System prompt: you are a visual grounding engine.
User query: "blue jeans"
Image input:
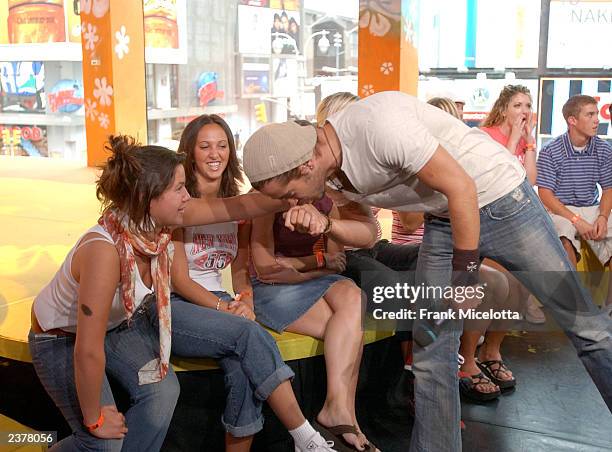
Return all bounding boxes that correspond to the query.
[170,292,294,437]
[29,297,180,452]
[413,179,612,452]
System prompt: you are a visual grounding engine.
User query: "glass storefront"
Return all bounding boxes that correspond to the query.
[0,1,86,160]
[0,0,360,162]
[0,0,609,162]
[144,0,359,160]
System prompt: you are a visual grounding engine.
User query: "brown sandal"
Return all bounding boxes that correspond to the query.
[459,371,501,402]
[313,421,376,451]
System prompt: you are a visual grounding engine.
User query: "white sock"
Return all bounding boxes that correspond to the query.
[289,420,318,447]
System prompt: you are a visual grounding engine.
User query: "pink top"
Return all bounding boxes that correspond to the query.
[480,126,527,167]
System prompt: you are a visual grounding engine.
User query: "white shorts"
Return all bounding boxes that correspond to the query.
[550,205,612,265]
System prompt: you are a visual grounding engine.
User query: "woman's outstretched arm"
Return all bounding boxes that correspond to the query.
[183,192,289,227]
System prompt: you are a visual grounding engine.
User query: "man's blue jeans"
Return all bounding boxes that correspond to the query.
[412,179,612,452]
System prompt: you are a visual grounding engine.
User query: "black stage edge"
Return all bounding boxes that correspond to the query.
[0,336,411,451]
[3,325,612,451]
[164,336,408,451]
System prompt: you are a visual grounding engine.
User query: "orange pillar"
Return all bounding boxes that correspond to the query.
[80,0,147,166]
[358,1,419,97]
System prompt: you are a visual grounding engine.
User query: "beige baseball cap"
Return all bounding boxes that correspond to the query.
[243,122,316,183]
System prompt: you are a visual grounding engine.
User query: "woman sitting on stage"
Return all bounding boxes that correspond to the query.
[250,130,376,451]
[30,134,334,452]
[171,115,336,452]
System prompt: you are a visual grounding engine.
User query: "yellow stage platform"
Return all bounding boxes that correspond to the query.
[0,157,393,369]
[0,414,47,452]
[0,157,100,363]
[6,156,603,370]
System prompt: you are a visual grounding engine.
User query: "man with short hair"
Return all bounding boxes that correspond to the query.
[242,91,612,452]
[537,94,612,305]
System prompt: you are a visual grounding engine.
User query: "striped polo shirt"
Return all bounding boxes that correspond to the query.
[536,133,612,207]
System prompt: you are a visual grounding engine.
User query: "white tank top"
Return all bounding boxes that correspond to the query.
[33,224,153,333]
[182,222,238,293]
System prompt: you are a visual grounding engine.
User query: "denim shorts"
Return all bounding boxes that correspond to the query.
[251,274,346,332]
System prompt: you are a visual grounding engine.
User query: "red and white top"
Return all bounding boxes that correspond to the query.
[182,222,239,292]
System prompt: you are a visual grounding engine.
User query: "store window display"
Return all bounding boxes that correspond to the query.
[148,1,358,150]
[7,0,66,43]
[0,1,86,160]
[145,0,236,148]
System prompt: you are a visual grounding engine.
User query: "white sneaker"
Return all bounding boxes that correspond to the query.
[525,295,546,324]
[295,432,337,451]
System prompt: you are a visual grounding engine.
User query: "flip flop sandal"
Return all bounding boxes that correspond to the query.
[313,421,374,451]
[356,431,380,452]
[477,359,517,390]
[459,371,501,402]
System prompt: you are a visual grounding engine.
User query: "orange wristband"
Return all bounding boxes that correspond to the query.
[525,143,536,152]
[315,251,325,268]
[84,412,104,431]
[570,214,581,225]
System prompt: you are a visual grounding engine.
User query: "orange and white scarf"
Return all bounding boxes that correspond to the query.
[99,210,173,385]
